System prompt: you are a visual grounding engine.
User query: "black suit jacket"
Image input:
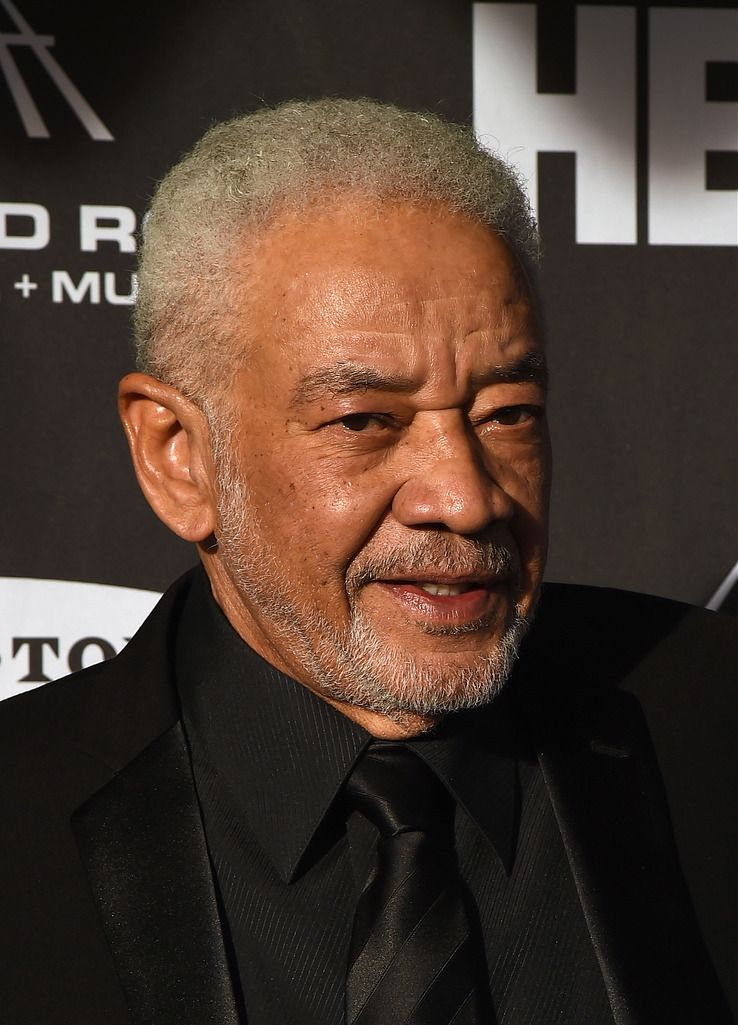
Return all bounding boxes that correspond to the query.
[0,572,734,1025]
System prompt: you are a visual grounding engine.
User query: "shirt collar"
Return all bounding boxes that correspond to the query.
[402,698,520,874]
[175,568,520,882]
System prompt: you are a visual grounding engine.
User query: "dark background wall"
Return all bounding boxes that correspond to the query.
[2,0,735,614]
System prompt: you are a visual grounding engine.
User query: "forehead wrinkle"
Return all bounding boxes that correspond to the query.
[288,347,547,412]
[288,361,420,410]
[278,245,530,336]
[364,288,527,331]
[322,329,417,339]
[283,269,406,332]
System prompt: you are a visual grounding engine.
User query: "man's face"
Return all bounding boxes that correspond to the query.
[210,199,550,725]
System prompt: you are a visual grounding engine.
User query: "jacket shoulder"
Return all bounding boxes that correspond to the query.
[0,573,196,1025]
[535,581,736,691]
[0,660,108,746]
[538,579,735,637]
[0,570,195,775]
[535,582,736,1012]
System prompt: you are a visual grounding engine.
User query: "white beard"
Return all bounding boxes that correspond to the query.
[212,433,530,720]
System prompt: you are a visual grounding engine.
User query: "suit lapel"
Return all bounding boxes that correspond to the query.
[72,722,240,1025]
[537,687,730,1025]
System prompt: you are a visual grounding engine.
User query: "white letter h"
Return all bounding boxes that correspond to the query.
[473,3,636,244]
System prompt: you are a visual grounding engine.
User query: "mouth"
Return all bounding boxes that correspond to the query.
[408,580,482,597]
[373,574,509,625]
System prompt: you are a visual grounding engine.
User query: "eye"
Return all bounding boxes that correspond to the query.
[338,413,387,432]
[488,405,542,426]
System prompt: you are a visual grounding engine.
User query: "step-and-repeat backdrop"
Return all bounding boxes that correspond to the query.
[2,0,737,701]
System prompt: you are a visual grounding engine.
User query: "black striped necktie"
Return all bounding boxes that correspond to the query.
[344,743,492,1025]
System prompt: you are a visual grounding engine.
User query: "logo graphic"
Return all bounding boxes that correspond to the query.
[0,578,161,702]
[0,0,113,140]
[473,3,738,245]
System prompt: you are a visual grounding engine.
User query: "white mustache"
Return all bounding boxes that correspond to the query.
[347,534,519,591]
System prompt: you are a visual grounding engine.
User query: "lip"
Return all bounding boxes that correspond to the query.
[372,576,508,624]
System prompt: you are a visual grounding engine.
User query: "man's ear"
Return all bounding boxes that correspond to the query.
[118,373,218,543]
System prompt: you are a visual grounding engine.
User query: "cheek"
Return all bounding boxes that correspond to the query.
[260,459,394,575]
[491,442,551,515]
[491,448,551,571]
[518,459,551,526]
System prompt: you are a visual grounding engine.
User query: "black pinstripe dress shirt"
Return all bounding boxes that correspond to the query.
[176,569,612,1025]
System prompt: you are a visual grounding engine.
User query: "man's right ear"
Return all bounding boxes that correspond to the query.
[118,373,218,543]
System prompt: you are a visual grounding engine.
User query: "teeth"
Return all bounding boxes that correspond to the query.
[417,582,471,596]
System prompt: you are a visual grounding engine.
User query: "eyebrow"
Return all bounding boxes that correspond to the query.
[289,363,415,409]
[477,350,549,390]
[288,350,548,410]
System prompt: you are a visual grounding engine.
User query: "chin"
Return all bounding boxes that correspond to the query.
[318,608,532,718]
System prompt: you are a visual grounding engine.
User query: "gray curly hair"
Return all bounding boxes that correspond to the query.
[134,98,538,409]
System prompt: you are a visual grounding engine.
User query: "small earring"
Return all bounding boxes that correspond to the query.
[202,532,219,553]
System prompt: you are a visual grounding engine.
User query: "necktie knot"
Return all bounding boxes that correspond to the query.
[345,743,455,840]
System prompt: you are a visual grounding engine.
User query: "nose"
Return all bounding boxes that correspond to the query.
[392,412,515,535]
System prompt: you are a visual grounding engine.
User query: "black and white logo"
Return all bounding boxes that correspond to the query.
[0,579,160,702]
[0,0,112,140]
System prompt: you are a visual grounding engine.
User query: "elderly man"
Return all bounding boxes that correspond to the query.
[0,100,733,1025]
